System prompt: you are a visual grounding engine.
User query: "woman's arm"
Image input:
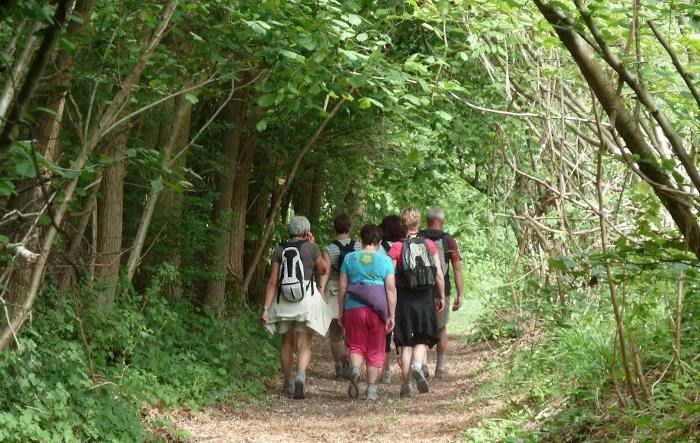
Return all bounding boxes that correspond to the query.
[433,251,446,312]
[385,273,396,333]
[261,262,280,325]
[337,271,348,327]
[315,254,329,277]
[318,249,331,294]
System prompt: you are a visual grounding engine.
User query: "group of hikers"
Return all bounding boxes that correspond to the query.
[260,207,464,401]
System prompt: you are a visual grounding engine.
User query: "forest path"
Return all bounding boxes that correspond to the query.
[169,333,503,442]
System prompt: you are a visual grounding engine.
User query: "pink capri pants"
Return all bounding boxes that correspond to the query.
[344,307,386,368]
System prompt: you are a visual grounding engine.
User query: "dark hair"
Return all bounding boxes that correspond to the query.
[333,214,352,234]
[360,224,383,246]
[380,215,405,242]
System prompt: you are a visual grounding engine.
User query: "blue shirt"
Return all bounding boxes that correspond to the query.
[341,251,394,310]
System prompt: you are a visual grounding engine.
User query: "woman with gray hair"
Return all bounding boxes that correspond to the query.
[261,215,332,399]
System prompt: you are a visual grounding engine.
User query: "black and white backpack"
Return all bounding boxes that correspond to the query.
[400,237,436,288]
[278,240,313,303]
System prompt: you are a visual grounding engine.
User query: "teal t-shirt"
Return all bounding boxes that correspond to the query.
[340,251,394,310]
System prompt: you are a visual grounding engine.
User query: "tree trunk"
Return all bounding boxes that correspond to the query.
[58,178,101,293]
[241,97,347,296]
[95,133,127,307]
[534,0,700,259]
[0,0,77,158]
[202,87,249,314]
[0,0,179,351]
[228,132,257,285]
[126,86,193,284]
[308,167,325,229]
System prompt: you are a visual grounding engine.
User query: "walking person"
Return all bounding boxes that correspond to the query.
[378,214,405,384]
[261,215,332,400]
[337,224,397,401]
[420,207,465,377]
[319,214,361,378]
[387,208,445,397]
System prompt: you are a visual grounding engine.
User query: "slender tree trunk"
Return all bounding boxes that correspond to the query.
[228,133,257,284]
[308,167,325,229]
[95,133,127,307]
[0,0,179,350]
[58,179,101,292]
[534,0,700,259]
[241,97,347,296]
[0,21,42,124]
[203,87,249,314]
[126,87,193,283]
[0,0,77,158]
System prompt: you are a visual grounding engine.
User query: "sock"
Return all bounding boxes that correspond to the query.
[411,362,422,372]
[296,370,305,381]
[367,383,376,391]
[436,353,446,370]
[351,367,360,377]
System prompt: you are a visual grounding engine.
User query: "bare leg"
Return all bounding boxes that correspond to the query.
[411,344,427,368]
[367,365,380,384]
[437,326,448,355]
[296,331,313,372]
[399,346,413,382]
[331,339,345,364]
[281,331,295,377]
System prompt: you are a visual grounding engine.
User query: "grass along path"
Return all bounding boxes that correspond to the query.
[162,306,504,442]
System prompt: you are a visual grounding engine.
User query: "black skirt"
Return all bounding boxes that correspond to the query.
[393,286,439,348]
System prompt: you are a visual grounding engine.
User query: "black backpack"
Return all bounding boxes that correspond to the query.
[332,239,356,271]
[400,237,436,288]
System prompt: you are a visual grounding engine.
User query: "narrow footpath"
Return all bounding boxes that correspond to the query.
[166,333,503,442]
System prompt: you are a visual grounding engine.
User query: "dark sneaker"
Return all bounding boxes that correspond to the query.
[412,366,429,393]
[435,367,446,378]
[293,377,305,400]
[399,384,414,398]
[422,364,430,379]
[366,386,379,401]
[283,378,295,398]
[348,372,360,399]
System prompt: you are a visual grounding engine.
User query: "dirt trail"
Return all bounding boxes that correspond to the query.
[167,335,502,442]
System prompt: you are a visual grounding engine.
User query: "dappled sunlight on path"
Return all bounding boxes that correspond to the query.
[169,334,503,442]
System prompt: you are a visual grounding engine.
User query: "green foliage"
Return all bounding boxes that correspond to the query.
[0,270,279,442]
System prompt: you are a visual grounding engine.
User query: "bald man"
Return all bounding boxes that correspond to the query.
[419,207,464,377]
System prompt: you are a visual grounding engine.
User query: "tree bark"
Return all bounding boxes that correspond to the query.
[95,133,127,307]
[0,21,42,125]
[202,86,249,314]
[126,86,193,283]
[534,0,700,259]
[241,97,347,296]
[0,0,77,158]
[0,0,179,351]
[228,131,257,284]
[308,167,325,229]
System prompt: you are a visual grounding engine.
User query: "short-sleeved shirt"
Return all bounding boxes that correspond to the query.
[324,238,362,280]
[272,240,321,279]
[387,238,438,288]
[341,250,394,310]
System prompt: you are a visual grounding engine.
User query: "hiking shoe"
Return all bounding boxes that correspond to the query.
[348,372,360,399]
[293,377,305,400]
[380,370,392,384]
[283,378,295,398]
[422,364,430,379]
[412,366,429,393]
[366,386,379,401]
[399,384,414,398]
[435,367,446,378]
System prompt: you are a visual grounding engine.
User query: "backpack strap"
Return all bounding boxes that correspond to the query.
[381,240,391,252]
